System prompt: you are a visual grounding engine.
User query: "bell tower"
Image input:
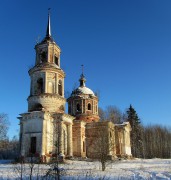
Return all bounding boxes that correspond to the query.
[19,12,74,160]
[28,11,65,113]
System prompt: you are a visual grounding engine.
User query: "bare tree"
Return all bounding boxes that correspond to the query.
[94,90,100,101]
[99,106,123,124]
[45,118,66,180]
[0,113,9,159]
[0,113,9,141]
[13,156,25,180]
[98,107,105,121]
[64,90,71,99]
[105,106,123,124]
[86,122,115,171]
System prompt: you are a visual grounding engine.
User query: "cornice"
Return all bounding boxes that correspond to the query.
[27,93,66,101]
[28,63,65,77]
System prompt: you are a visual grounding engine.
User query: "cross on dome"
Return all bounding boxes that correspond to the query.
[79,65,86,87]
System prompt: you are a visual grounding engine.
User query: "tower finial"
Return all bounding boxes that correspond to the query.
[46,8,51,37]
[79,65,86,87]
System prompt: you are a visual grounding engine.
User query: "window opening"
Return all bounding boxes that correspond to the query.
[58,80,62,96]
[41,51,47,63]
[33,103,43,111]
[83,141,85,152]
[30,137,36,154]
[37,78,43,94]
[55,56,59,66]
[77,103,81,111]
[88,103,91,110]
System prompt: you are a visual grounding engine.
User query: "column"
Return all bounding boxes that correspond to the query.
[56,74,58,94]
[59,121,64,154]
[84,100,86,113]
[41,118,45,155]
[122,129,126,155]
[62,78,64,97]
[67,124,73,156]
[81,99,83,113]
[45,72,47,93]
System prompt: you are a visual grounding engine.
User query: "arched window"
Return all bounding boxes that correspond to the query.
[77,103,81,112]
[37,78,43,94]
[88,103,91,110]
[33,103,43,111]
[48,82,54,93]
[58,80,62,96]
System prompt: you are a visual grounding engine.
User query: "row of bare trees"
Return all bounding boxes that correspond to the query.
[142,125,171,158]
[99,105,171,159]
[0,113,20,159]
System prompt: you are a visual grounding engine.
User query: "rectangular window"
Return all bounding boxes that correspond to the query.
[55,56,59,66]
[30,137,36,154]
[83,141,85,152]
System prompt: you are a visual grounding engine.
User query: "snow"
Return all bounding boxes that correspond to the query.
[0,158,171,179]
[72,86,95,96]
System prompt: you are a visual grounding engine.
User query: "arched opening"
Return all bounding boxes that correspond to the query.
[88,103,91,110]
[48,82,54,93]
[58,80,62,96]
[37,78,43,94]
[32,103,43,111]
[77,103,81,112]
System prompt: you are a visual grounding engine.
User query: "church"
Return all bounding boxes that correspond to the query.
[18,13,132,162]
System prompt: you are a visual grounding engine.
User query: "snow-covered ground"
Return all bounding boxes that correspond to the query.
[0,158,171,179]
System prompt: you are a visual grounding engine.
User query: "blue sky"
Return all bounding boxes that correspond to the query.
[0,0,171,138]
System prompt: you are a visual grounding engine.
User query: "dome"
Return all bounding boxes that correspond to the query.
[74,86,95,96]
[71,72,95,97]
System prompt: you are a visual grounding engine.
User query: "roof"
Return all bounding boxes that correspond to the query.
[71,85,95,97]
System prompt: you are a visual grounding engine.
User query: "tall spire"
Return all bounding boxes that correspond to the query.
[79,65,86,87]
[46,8,51,37]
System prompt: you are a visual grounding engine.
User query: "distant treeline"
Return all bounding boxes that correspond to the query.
[99,105,171,159]
[142,125,171,159]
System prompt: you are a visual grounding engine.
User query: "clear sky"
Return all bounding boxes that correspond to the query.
[0,0,171,138]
